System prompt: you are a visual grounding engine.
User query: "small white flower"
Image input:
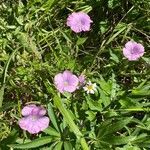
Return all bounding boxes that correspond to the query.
[83,81,97,94]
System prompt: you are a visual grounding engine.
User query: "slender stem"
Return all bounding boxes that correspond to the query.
[0,47,19,107]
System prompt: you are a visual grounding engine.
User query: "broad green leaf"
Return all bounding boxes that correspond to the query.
[44,127,60,137]
[47,102,59,131]
[131,86,150,96]
[102,135,136,145]
[76,37,87,45]
[53,95,89,150]
[99,89,110,107]
[98,118,132,137]
[110,73,117,100]
[85,111,97,121]
[64,141,73,150]
[131,133,149,144]
[54,96,82,137]
[110,49,119,63]
[105,117,132,135]
[98,76,111,94]
[131,82,150,96]
[8,136,52,149]
[53,141,63,150]
[86,96,102,111]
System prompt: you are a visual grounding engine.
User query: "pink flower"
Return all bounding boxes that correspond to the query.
[78,74,85,85]
[123,41,144,61]
[54,70,79,93]
[67,12,93,33]
[19,105,49,134]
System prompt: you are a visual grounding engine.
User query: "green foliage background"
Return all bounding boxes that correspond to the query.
[0,0,150,149]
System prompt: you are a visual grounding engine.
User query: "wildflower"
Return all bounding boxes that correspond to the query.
[83,81,97,94]
[67,12,93,33]
[54,70,79,93]
[123,41,144,61]
[19,104,49,134]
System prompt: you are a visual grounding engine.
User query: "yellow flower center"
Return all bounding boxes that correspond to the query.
[87,85,93,90]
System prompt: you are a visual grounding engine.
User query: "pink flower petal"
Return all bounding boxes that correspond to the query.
[54,73,64,93]
[19,105,49,134]
[21,104,37,116]
[19,117,29,131]
[67,12,92,33]
[37,117,50,131]
[64,85,77,93]
[54,70,79,93]
[39,107,46,116]
[19,115,49,134]
[123,41,145,61]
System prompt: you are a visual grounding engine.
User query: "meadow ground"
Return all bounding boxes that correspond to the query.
[0,0,150,149]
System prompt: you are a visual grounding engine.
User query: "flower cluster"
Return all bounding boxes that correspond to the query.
[66,12,145,61]
[18,11,145,134]
[54,70,97,94]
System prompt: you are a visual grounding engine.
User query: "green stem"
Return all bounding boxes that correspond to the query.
[120,108,150,112]
[0,86,5,108]
[0,47,19,107]
[53,95,89,150]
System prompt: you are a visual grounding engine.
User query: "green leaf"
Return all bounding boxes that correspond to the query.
[0,86,5,108]
[44,127,60,137]
[105,117,132,135]
[98,118,132,137]
[16,32,41,59]
[0,46,19,107]
[99,89,110,107]
[76,37,87,45]
[53,95,89,150]
[53,142,63,150]
[47,102,59,131]
[110,49,119,63]
[64,141,73,150]
[102,135,136,145]
[43,0,55,9]
[98,76,111,94]
[86,96,102,111]
[54,96,82,137]
[105,26,126,45]
[131,84,150,96]
[110,73,117,100]
[8,136,52,149]
[116,145,141,150]
[85,111,97,121]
